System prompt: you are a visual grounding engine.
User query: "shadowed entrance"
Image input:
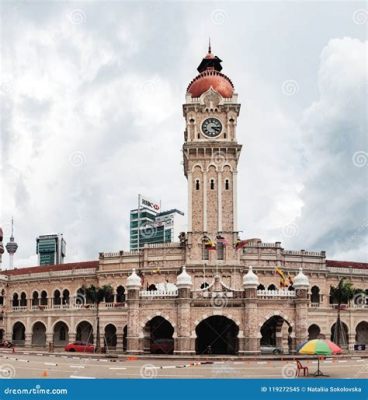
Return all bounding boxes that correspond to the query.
[195,316,239,355]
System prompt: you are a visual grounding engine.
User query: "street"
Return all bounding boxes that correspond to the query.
[0,352,367,379]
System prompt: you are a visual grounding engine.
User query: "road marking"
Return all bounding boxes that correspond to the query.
[70,365,85,369]
[324,361,332,364]
[338,360,347,363]
[99,360,108,362]
[37,353,43,356]
[109,367,127,370]
[257,361,267,364]
[18,359,29,363]
[70,375,96,379]
[161,366,176,369]
[357,359,365,362]
[44,362,57,366]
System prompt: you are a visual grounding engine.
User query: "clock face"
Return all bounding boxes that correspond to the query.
[201,118,222,138]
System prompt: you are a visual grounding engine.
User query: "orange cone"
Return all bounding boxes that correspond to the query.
[41,370,48,377]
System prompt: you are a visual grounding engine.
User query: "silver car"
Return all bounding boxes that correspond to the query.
[260,345,283,355]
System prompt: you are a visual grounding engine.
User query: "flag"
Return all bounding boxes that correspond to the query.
[216,235,228,246]
[203,236,216,250]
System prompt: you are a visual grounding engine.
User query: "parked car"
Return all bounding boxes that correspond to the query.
[150,339,174,354]
[260,345,283,355]
[0,340,13,348]
[64,341,95,353]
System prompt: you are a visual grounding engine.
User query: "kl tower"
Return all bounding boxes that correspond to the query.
[5,218,18,270]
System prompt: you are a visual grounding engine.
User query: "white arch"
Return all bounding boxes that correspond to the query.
[51,319,71,332]
[140,313,176,329]
[191,163,204,173]
[258,311,294,329]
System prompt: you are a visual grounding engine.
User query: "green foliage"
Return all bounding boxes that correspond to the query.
[83,284,114,305]
[330,278,355,305]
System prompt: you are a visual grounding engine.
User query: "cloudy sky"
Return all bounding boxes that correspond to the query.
[0,1,367,267]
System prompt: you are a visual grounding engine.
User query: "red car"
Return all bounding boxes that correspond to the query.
[150,339,174,354]
[64,341,95,353]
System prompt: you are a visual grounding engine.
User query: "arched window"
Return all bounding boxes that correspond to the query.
[62,289,70,305]
[311,286,320,304]
[224,132,227,139]
[116,286,126,303]
[202,244,209,260]
[148,284,157,291]
[195,179,200,190]
[210,179,215,190]
[54,290,61,306]
[20,292,27,307]
[288,286,295,291]
[200,282,209,290]
[225,179,230,190]
[40,290,47,306]
[12,293,19,307]
[32,291,39,306]
[267,284,276,291]
[257,284,265,291]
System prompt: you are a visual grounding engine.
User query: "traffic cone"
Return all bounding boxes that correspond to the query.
[41,370,48,377]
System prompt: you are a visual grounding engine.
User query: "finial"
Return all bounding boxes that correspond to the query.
[208,37,212,54]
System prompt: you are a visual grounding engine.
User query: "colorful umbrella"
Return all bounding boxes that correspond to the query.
[298,339,342,376]
[296,339,308,353]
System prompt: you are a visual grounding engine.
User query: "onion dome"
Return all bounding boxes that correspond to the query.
[187,44,234,99]
[243,266,259,289]
[176,266,192,288]
[293,268,309,289]
[126,268,141,289]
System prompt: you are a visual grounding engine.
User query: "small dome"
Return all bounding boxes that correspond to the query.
[126,268,141,288]
[176,266,192,287]
[294,268,309,288]
[243,266,259,288]
[187,70,234,98]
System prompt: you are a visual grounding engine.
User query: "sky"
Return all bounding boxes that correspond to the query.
[0,1,367,267]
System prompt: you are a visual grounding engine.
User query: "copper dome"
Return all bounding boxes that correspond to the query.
[187,70,234,98]
[186,46,234,98]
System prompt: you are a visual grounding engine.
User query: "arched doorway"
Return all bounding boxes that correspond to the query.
[32,322,46,346]
[116,286,125,303]
[40,291,48,306]
[20,292,27,307]
[143,316,174,354]
[53,321,69,346]
[12,322,25,345]
[356,321,368,345]
[308,324,321,340]
[12,293,19,307]
[331,321,349,347]
[76,321,94,343]
[260,315,292,353]
[310,286,320,304]
[54,290,61,306]
[104,324,117,348]
[62,289,70,305]
[195,316,239,355]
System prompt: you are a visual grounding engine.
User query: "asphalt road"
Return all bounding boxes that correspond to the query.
[0,352,367,379]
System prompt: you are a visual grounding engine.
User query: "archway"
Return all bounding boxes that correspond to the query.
[308,324,321,340]
[356,321,368,345]
[260,315,292,353]
[195,316,239,355]
[116,286,125,303]
[257,284,265,290]
[200,282,209,290]
[267,284,276,291]
[311,286,320,304]
[32,321,46,346]
[12,293,19,307]
[12,322,25,345]
[53,321,69,346]
[143,316,174,354]
[54,290,61,306]
[32,291,39,306]
[104,324,117,348]
[20,292,27,307]
[40,291,47,306]
[76,321,94,344]
[331,321,349,347]
[0,329,4,341]
[62,289,70,305]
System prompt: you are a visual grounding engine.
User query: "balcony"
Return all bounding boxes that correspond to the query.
[257,289,295,298]
[139,290,178,299]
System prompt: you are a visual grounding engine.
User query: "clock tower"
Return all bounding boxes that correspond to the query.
[183,45,242,264]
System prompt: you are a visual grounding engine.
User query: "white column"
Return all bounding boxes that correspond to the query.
[187,172,192,232]
[203,172,207,232]
[233,171,238,232]
[217,171,222,232]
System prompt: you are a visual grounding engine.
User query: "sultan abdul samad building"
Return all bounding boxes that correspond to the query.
[0,47,367,355]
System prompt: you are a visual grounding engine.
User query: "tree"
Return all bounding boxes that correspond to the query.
[330,279,355,346]
[83,284,113,353]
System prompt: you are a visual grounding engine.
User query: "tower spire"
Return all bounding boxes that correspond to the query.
[208,37,212,54]
[6,217,18,269]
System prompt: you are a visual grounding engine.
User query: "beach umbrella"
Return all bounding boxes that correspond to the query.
[296,339,308,353]
[298,339,342,376]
